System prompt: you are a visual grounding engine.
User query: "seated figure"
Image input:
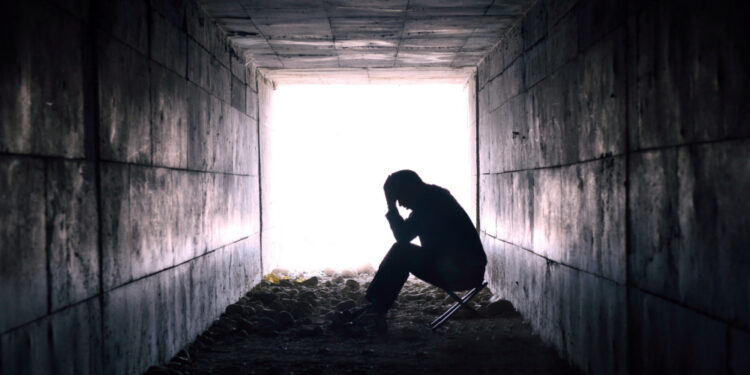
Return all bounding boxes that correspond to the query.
[355,170,487,331]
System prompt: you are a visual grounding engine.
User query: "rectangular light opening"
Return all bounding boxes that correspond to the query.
[260,69,476,272]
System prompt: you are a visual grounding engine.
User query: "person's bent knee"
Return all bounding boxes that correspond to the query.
[385,242,418,263]
[388,241,405,251]
[388,241,420,254]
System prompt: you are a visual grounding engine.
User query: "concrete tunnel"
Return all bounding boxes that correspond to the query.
[0,0,748,374]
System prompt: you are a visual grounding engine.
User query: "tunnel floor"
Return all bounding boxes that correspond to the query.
[146,271,581,375]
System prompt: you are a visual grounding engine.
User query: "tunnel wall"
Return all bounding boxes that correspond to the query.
[477,0,749,374]
[0,1,261,374]
[258,74,277,274]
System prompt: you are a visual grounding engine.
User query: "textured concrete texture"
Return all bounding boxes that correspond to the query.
[196,0,537,69]
[478,0,750,374]
[0,1,84,158]
[97,33,152,164]
[1,0,262,374]
[99,163,259,290]
[629,140,750,328]
[0,157,47,333]
[1,299,103,375]
[484,235,627,375]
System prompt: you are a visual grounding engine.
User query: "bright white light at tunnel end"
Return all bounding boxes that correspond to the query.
[264,72,475,273]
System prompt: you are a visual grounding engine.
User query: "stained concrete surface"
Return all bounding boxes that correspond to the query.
[477,0,750,373]
[1,0,262,374]
[146,272,581,375]
[197,0,536,69]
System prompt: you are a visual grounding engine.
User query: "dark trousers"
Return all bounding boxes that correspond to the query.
[365,242,485,311]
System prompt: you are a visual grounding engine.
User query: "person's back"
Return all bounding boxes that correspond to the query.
[408,184,485,266]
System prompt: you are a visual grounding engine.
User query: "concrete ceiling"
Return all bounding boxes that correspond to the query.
[197,0,535,69]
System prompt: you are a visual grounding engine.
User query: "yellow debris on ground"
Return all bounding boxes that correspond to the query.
[263,273,280,283]
[263,273,308,284]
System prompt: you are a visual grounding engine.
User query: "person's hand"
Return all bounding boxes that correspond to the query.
[384,185,397,211]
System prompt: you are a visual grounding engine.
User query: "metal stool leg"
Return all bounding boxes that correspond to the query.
[430,281,488,330]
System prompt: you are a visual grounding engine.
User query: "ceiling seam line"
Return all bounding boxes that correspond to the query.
[239,2,284,68]
[393,0,410,68]
[450,0,497,67]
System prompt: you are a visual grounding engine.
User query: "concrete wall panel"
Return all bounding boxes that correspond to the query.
[95,0,148,54]
[479,1,750,373]
[47,160,99,310]
[231,75,247,112]
[483,235,627,375]
[495,174,513,241]
[209,98,230,172]
[558,158,625,283]
[1,299,102,375]
[151,10,187,77]
[478,174,497,237]
[530,167,562,261]
[231,54,247,84]
[628,290,728,375]
[151,0,185,27]
[187,81,212,171]
[228,105,249,174]
[0,157,47,332]
[522,0,546,50]
[100,163,131,291]
[154,263,190,364]
[497,93,530,172]
[2,1,262,374]
[546,9,577,73]
[98,34,152,164]
[186,0,212,50]
[103,276,159,375]
[48,0,89,20]
[209,24,231,69]
[488,57,524,112]
[627,1,750,151]
[247,64,258,93]
[246,84,259,120]
[49,300,103,375]
[510,171,533,249]
[210,58,232,103]
[575,0,624,52]
[501,25,523,71]
[484,159,625,283]
[731,328,750,374]
[477,53,490,90]
[629,140,750,329]
[524,39,547,88]
[151,62,189,169]
[188,40,211,92]
[525,75,563,167]
[575,29,626,161]
[0,1,84,158]
[0,314,50,375]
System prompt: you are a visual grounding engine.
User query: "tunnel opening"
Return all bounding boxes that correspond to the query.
[258,69,478,273]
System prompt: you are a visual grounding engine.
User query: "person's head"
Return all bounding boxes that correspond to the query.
[384,170,424,209]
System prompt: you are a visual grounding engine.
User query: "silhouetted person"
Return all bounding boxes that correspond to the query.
[354,170,487,331]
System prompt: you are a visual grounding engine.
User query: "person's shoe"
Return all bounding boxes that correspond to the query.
[351,305,387,334]
[347,304,375,322]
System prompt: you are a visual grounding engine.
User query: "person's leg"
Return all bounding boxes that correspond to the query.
[365,243,486,311]
[365,242,426,311]
[410,251,485,292]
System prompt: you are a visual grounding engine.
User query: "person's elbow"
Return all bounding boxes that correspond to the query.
[392,230,414,244]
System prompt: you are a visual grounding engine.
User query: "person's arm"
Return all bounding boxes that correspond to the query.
[385,209,418,243]
[383,179,418,243]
